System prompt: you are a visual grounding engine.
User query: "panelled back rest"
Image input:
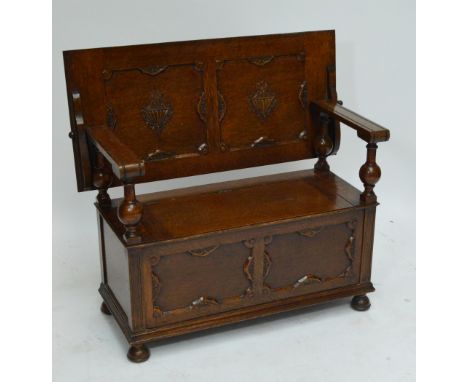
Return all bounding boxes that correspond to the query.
[64,30,340,191]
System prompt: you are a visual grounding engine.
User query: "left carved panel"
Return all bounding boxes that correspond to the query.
[102,63,207,161]
[146,241,254,327]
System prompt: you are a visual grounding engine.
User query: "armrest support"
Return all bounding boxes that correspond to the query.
[87,125,144,244]
[86,125,145,182]
[311,100,390,204]
[312,100,390,143]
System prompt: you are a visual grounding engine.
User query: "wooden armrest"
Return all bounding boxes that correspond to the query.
[312,100,390,143]
[86,125,145,182]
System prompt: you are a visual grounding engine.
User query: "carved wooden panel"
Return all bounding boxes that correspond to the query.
[65,31,336,190]
[263,220,359,294]
[102,63,207,161]
[216,53,307,152]
[148,241,254,325]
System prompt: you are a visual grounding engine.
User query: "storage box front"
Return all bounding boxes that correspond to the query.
[143,210,363,329]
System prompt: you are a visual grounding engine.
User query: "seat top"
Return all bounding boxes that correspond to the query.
[98,169,364,245]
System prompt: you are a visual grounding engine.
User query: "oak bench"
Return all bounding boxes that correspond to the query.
[63,30,390,362]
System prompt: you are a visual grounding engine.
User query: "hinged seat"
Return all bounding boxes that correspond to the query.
[98,169,365,244]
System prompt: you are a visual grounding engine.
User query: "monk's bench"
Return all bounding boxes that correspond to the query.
[63,30,390,362]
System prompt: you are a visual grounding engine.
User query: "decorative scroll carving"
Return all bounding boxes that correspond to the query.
[242,238,260,297]
[197,91,226,123]
[190,296,219,308]
[151,257,163,317]
[102,61,204,83]
[187,245,219,257]
[299,130,308,140]
[263,251,272,279]
[324,220,357,281]
[145,149,175,162]
[262,237,274,293]
[249,81,277,121]
[293,274,322,288]
[141,90,173,133]
[299,80,308,109]
[197,92,207,123]
[243,238,256,249]
[298,227,322,238]
[248,56,274,66]
[197,143,208,154]
[251,136,276,148]
[139,65,168,76]
[217,92,226,122]
[106,104,117,129]
[243,255,254,297]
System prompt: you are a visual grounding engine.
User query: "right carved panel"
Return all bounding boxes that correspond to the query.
[263,220,360,295]
[216,53,308,152]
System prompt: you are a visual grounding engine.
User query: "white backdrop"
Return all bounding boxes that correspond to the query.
[53,1,415,381]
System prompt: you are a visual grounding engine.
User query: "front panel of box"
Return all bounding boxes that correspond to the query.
[142,210,363,329]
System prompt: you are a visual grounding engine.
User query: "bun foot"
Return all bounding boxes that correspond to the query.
[100,301,111,315]
[127,344,150,363]
[351,295,371,311]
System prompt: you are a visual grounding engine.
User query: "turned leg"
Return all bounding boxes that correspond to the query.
[127,344,150,363]
[100,301,111,315]
[93,151,112,208]
[359,143,381,203]
[118,183,143,244]
[314,112,333,171]
[351,295,371,311]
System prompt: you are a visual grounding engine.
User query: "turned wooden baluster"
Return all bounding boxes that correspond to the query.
[93,151,112,208]
[314,112,333,171]
[359,143,381,203]
[118,183,143,244]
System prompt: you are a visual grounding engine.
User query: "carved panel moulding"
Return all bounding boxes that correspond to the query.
[243,254,254,297]
[189,296,219,309]
[187,245,219,257]
[323,220,357,281]
[151,243,256,318]
[101,65,168,81]
[145,149,175,162]
[197,91,226,123]
[293,274,322,288]
[262,220,358,294]
[249,81,277,121]
[141,90,173,133]
[247,56,274,66]
[139,65,168,76]
[297,226,322,238]
[150,257,163,317]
